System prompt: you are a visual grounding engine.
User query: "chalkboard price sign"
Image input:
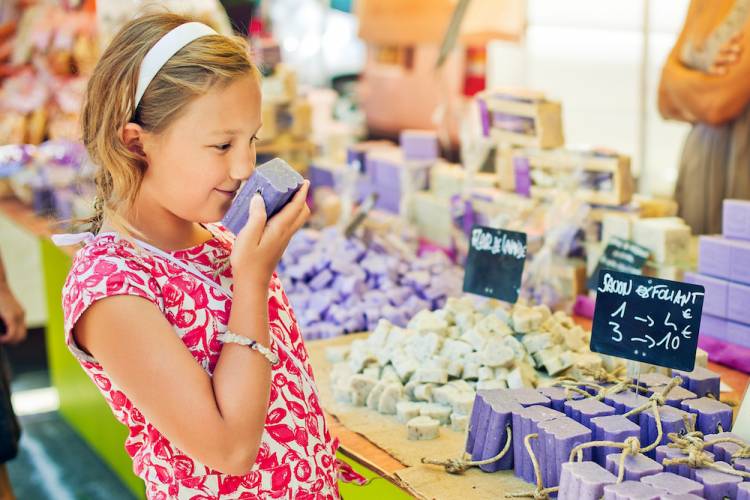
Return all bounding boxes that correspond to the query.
[590,270,705,371]
[587,237,650,290]
[463,225,527,303]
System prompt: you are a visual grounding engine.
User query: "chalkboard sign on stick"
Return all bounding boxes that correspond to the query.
[463,225,527,303]
[587,237,650,290]
[590,270,705,371]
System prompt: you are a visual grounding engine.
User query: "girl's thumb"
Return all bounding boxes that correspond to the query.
[250,193,265,215]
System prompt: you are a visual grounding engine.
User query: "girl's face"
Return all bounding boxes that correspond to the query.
[137,72,262,224]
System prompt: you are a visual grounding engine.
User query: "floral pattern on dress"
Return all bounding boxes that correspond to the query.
[61,225,350,499]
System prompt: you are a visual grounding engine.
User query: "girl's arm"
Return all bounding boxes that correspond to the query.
[659,1,750,125]
[75,183,310,476]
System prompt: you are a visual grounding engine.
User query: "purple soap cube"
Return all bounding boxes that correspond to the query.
[512,405,565,481]
[655,445,714,479]
[704,432,747,463]
[223,158,304,233]
[693,464,743,500]
[640,406,691,458]
[558,461,617,500]
[605,452,663,481]
[730,238,750,284]
[646,384,697,408]
[699,236,731,279]
[739,483,750,500]
[683,272,729,318]
[602,480,662,500]
[727,319,750,348]
[673,367,721,399]
[700,314,729,341]
[590,415,640,466]
[680,397,733,434]
[400,129,439,161]
[538,386,584,412]
[538,417,593,487]
[724,199,750,241]
[728,281,750,325]
[735,458,750,472]
[564,398,616,428]
[309,269,334,291]
[604,391,650,423]
[308,162,336,189]
[641,472,705,497]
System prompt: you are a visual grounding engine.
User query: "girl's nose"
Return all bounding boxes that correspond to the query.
[230,144,256,180]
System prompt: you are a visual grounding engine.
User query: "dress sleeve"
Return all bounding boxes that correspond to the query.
[62,245,162,363]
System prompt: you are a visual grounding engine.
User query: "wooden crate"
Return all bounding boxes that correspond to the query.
[478,90,564,149]
[513,148,634,207]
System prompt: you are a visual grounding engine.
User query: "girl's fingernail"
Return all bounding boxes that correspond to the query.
[250,194,264,210]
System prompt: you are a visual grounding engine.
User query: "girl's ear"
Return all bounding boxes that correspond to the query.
[122,122,147,159]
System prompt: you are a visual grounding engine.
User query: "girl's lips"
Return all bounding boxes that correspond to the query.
[215,188,237,197]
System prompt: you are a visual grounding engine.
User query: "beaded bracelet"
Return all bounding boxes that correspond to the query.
[217,332,279,365]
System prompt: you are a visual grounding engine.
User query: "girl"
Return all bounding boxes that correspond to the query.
[57,13,360,499]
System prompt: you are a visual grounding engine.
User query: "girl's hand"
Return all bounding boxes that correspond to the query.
[709,32,743,76]
[230,180,310,286]
[0,286,26,345]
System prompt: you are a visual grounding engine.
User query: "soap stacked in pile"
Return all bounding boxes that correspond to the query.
[463,366,738,499]
[325,298,605,439]
[279,227,463,339]
[688,198,750,371]
[222,157,304,233]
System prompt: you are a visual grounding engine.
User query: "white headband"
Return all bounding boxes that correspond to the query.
[134,22,217,111]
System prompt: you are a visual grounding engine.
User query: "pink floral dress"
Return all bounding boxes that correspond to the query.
[60,224,361,499]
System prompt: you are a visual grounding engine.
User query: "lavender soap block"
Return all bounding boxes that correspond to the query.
[223,158,304,234]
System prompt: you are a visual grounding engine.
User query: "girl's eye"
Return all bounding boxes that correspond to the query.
[214,143,232,152]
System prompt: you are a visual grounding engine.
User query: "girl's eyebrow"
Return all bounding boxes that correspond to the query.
[210,124,263,136]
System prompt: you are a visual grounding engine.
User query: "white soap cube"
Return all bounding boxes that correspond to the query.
[407,416,440,440]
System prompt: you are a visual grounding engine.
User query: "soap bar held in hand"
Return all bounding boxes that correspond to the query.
[222,158,304,234]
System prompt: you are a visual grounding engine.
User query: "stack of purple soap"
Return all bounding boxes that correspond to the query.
[673,367,720,398]
[223,157,304,233]
[558,461,617,500]
[690,199,750,372]
[564,398,616,428]
[466,390,522,471]
[512,405,565,482]
[278,227,463,339]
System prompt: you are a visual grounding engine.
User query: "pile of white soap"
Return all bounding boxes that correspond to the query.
[326,297,604,440]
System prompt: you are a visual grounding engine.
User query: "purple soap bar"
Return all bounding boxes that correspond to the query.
[692,464,743,500]
[683,272,729,318]
[673,367,721,399]
[590,415,640,466]
[680,397,733,434]
[223,158,304,233]
[641,472,705,497]
[512,405,565,481]
[604,391,649,423]
[728,281,750,325]
[724,199,750,240]
[558,461,617,500]
[640,406,691,458]
[400,129,439,161]
[602,480,661,500]
[308,162,336,189]
[700,314,729,341]
[704,432,747,462]
[655,445,714,479]
[635,373,672,388]
[646,385,697,408]
[564,398,616,428]
[735,458,750,472]
[469,390,521,467]
[539,417,592,487]
[538,386,584,412]
[698,236,732,279]
[507,388,551,408]
[727,319,750,348]
[605,452,663,481]
[739,483,750,500]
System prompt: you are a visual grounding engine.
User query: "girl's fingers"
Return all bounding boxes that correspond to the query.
[240,194,267,246]
[266,181,310,233]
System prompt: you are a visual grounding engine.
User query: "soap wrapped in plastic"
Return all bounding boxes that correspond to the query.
[222,157,304,233]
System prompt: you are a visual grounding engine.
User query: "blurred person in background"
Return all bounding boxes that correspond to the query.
[659,0,750,234]
[0,250,26,500]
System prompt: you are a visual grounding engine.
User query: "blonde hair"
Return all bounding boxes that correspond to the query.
[81,13,257,233]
